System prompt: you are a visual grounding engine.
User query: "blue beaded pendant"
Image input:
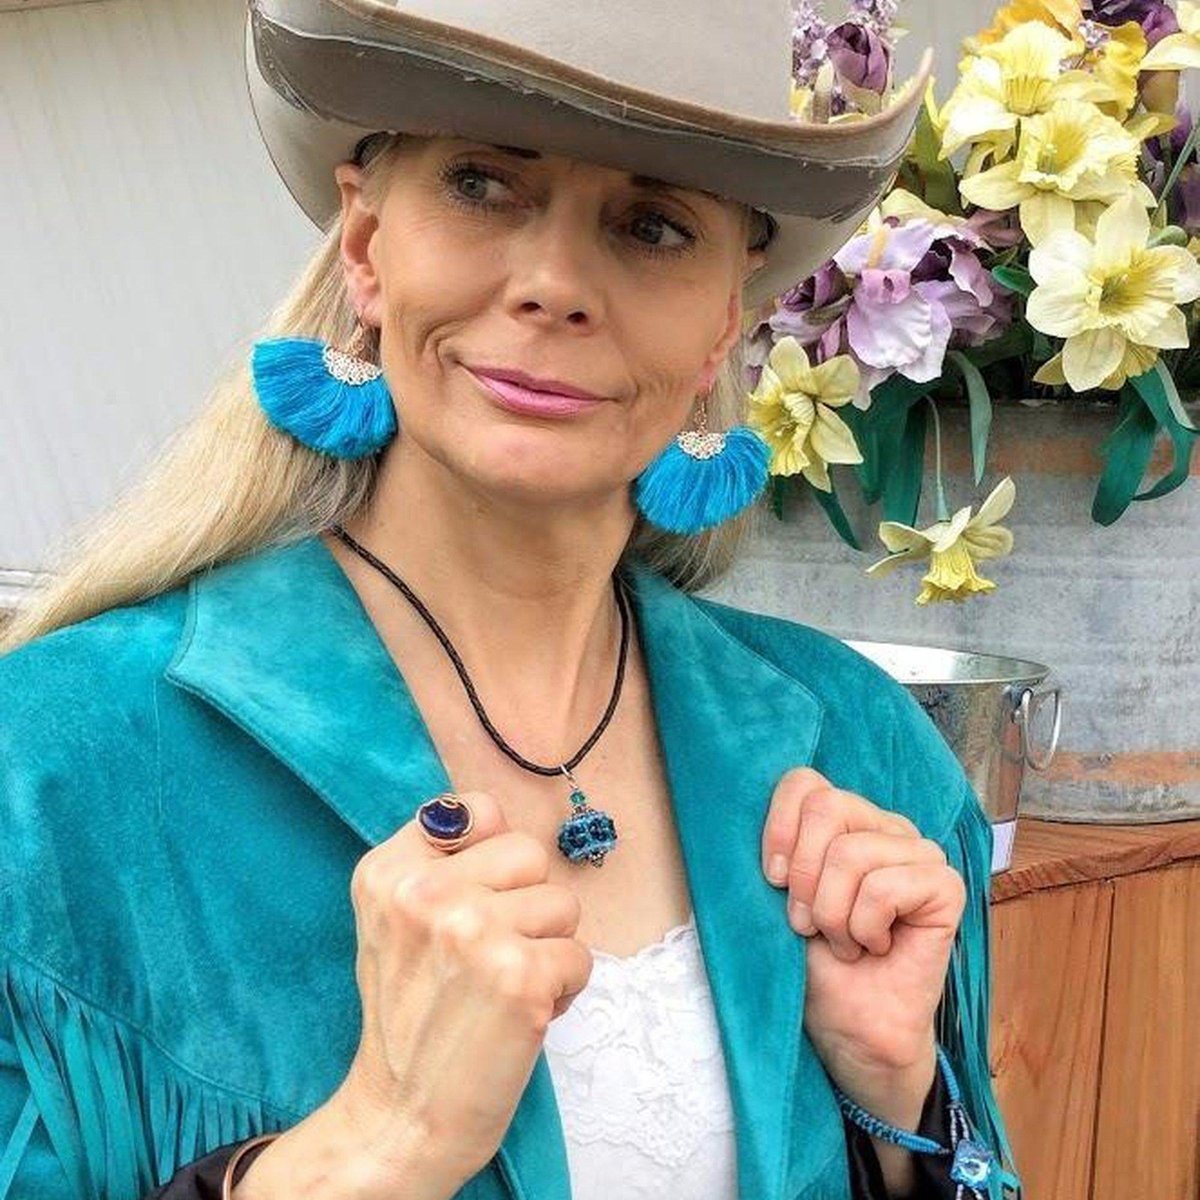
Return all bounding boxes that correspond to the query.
[950,1135,996,1189]
[556,786,618,868]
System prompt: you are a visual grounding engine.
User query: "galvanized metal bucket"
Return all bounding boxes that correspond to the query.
[843,641,1064,873]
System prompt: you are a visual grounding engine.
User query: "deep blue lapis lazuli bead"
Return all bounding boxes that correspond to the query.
[418,797,472,842]
[556,790,618,867]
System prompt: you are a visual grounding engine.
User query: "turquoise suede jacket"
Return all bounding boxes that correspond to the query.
[0,534,1019,1200]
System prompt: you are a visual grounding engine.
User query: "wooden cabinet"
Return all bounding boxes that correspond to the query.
[988,817,1200,1199]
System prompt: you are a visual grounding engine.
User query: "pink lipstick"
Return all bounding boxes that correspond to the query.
[466,367,609,417]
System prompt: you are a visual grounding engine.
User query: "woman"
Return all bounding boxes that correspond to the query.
[0,2,1020,1199]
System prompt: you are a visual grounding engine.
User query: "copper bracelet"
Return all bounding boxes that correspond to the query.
[220,1132,282,1200]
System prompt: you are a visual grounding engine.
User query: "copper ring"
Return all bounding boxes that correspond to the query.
[417,791,474,853]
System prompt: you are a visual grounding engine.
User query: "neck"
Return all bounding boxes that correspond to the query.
[323,440,639,764]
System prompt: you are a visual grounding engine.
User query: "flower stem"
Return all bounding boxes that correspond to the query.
[925,394,950,523]
[1156,118,1200,224]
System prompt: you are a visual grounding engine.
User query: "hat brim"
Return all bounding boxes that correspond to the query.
[243,4,933,309]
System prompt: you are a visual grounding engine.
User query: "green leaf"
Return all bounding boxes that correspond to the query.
[1126,363,1199,501]
[1151,358,1200,433]
[845,374,931,503]
[1091,384,1160,525]
[882,401,928,525]
[807,471,863,550]
[770,474,789,520]
[1030,330,1055,364]
[906,103,962,215]
[958,323,1031,370]
[947,349,993,486]
[990,264,1034,297]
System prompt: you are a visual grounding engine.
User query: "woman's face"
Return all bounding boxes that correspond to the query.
[335,134,766,511]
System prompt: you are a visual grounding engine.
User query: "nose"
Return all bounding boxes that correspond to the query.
[501,193,609,330]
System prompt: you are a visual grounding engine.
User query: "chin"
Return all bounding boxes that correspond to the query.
[449,434,620,507]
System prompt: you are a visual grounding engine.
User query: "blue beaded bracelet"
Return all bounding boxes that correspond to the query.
[831,1043,997,1196]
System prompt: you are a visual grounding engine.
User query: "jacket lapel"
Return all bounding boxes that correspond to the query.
[165,534,833,1200]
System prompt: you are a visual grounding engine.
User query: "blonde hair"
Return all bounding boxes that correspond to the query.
[0,134,770,654]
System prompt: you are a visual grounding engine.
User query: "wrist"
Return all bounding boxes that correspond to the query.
[232,1099,457,1200]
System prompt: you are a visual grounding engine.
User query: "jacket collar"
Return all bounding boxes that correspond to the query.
[165,533,835,1200]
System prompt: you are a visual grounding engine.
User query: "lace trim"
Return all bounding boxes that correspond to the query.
[543,907,738,1186]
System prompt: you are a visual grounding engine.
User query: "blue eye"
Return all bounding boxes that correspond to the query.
[437,161,697,259]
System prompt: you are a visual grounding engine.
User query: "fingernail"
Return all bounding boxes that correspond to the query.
[767,854,789,885]
[789,898,813,932]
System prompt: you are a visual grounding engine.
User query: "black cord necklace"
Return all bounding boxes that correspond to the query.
[329,523,622,867]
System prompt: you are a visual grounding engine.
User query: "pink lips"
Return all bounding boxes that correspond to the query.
[467,367,608,417]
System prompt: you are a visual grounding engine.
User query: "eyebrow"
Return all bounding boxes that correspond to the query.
[484,142,723,203]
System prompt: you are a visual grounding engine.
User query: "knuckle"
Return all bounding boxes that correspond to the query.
[489,944,539,1002]
[390,867,448,917]
[350,855,380,908]
[508,832,552,877]
[801,787,840,818]
[431,901,487,949]
[824,833,860,870]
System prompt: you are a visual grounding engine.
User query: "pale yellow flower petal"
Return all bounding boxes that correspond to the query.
[1019,192,1077,246]
[1062,326,1127,391]
[959,159,1028,210]
[1026,276,1094,338]
[969,475,1016,527]
[802,457,832,492]
[1151,245,1200,303]
[961,525,1015,560]
[865,546,929,577]
[765,336,814,393]
[808,354,860,404]
[1028,229,1094,284]
[808,405,864,465]
[1141,33,1200,72]
[876,521,931,554]
[1133,305,1189,350]
[930,506,974,553]
[918,543,998,604]
[1092,192,1150,269]
[1032,352,1067,385]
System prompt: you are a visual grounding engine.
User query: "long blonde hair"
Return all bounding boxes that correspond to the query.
[1,135,769,654]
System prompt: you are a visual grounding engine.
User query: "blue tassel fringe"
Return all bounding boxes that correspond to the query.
[635,426,770,535]
[250,336,396,459]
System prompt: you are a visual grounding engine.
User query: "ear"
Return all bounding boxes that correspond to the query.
[334,162,384,326]
[694,283,751,394]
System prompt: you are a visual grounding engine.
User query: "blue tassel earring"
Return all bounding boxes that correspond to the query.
[634,392,771,535]
[250,319,397,459]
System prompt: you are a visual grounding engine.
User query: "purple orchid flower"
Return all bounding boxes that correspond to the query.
[747,215,1014,405]
[827,19,892,93]
[1088,0,1179,44]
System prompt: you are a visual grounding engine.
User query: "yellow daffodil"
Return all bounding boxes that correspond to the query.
[1027,191,1200,391]
[939,23,1116,161]
[746,336,862,492]
[866,477,1016,605]
[966,0,1083,48]
[1141,0,1200,70]
[958,99,1153,245]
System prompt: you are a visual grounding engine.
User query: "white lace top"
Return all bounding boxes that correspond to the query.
[541,909,740,1199]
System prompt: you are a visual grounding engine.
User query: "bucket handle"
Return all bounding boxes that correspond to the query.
[1012,685,1062,771]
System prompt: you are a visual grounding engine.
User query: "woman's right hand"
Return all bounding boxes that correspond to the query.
[235,791,594,1200]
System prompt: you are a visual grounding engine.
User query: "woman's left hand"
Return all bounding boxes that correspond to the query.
[760,766,967,1119]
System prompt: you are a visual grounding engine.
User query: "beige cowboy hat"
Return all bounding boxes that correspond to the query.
[243,0,933,310]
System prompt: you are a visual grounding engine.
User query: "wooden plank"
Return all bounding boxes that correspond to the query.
[1092,863,1200,1199]
[992,817,1200,903]
[990,881,1111,1200]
